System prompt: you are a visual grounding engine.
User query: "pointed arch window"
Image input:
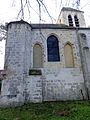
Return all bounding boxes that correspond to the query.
[68,15,73,26]
[47,35,60,61]
[74,15,79,27]
[80,33,88,49]
[33,44,43,68]
[64,43,74,67]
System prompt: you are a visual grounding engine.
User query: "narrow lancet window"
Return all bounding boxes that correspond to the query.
[33,44,43,68]
[68,15,73,26]
[74,15,79,27]
[47,35,60,61]
[64,43,74,67]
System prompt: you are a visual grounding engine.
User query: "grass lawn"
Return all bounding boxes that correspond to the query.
[0,101,90,120]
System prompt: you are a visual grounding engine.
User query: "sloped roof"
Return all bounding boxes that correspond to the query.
[61,7,84,13]
[30,23,69,29]
[7,20,90,29]
[7,20,70,29]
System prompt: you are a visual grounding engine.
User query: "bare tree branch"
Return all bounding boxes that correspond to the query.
[0,24,7,41]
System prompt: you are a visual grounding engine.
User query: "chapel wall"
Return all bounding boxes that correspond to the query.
[25,28,86,102]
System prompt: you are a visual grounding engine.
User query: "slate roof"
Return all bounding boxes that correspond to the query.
[30,23,69,29]
[7,20,70,29]
[7,20,90,29]
[61,7,84,13]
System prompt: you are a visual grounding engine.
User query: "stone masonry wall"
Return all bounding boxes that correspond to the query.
[0,22,32,107]
[25,28,87,102]
[78,29,90,99]
[1,22,90,106]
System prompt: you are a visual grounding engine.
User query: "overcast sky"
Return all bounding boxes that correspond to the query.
[0,0,90,69]
[0,0,90,25]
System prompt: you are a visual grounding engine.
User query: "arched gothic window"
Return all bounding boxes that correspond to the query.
[80,33,88,49]
[64,43,74,67]
[68,15,73,26]
[80,33,86,40]
[74,15,79,27]
[47,35,60,61]
[33,44,43,68]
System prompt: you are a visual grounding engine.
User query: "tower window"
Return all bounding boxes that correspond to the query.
[68,15,73,27]
[74,15,79,27]
[47,35,60,61]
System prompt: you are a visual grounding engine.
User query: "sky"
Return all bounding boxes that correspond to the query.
[0,0,90,69]
[0,0,90,24]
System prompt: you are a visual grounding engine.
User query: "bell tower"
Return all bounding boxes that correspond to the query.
[57,7,86,27]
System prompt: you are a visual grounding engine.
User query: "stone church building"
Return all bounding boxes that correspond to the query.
[0,7,90,107]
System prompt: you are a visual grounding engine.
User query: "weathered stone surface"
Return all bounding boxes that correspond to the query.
[0,9,90,107]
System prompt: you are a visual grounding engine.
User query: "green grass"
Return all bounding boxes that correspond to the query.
[0,101,90,120]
